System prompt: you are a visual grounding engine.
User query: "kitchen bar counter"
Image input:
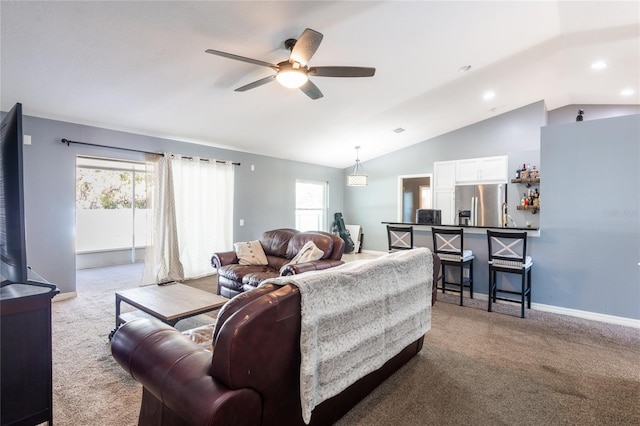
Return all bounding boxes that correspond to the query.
[382,222,540,237]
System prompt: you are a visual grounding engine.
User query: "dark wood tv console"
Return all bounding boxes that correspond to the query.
[1,280,58,426]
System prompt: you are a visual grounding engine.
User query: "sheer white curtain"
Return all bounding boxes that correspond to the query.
[143,153,234,283]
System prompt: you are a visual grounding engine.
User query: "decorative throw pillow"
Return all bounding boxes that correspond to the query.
[234,240,268,266]
[288,240,325,265]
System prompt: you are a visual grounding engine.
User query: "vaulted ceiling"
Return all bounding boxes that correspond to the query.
[2,1,638,168]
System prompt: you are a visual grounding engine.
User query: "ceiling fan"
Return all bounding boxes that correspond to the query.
[205,28,375,100]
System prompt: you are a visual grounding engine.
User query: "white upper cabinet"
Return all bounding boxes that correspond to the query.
[455,155,507,184]
[455,159,481,183]
[433,161,456,190]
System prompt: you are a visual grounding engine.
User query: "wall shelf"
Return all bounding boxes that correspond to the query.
[517,205,539,213]
[511,177,540,187]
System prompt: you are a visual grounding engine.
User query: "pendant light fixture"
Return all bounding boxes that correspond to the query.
[347,146,368,186]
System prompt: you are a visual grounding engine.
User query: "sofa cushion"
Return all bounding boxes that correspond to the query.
[260,229,299,257]
[218,264,275,284]
[285,241,324,266]
[242,270,281,288]
[286,232,333,260]
[234,240,268,266]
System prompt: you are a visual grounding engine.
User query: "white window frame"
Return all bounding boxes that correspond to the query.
[75,156,149,259]
[295,180,329,232]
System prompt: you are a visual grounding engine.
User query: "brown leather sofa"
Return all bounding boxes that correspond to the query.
[211,228,345,298]
[110,251,440,426]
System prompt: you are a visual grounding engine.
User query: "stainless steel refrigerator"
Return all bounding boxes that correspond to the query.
[454,184,506,227]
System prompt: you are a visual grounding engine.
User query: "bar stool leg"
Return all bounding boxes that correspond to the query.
[459,264,464,306]
[469,261,474,299]
[488,268,493,313]
[527,269,532,309]
[442,264,446,294]
[520,272,526,318]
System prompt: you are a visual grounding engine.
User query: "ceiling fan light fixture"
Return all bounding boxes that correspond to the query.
[276,69,308,88]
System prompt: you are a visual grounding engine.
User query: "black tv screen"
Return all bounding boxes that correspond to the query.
[0,103,28,284]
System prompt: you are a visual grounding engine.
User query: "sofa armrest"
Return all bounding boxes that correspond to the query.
[280,259,345,276]
[211,250,238,269]
[111,318,261,426]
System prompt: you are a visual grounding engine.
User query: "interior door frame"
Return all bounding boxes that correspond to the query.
[397,173,433,222]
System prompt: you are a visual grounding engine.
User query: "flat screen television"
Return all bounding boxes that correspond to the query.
[0,103,28,284]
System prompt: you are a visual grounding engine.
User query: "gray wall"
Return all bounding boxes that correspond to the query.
[539,114,639,319]
[18,115,343,294]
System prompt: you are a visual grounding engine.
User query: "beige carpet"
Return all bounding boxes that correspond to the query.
[51,263,639,425]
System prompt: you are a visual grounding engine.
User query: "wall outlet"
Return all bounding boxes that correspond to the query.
[463,269,470,278]
[23,135,31,145]
[239,219,244,226]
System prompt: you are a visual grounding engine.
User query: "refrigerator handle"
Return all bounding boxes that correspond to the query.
[471,196,477,226]
[474,196,478,226]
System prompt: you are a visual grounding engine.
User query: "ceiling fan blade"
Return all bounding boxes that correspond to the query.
[290,28,323,67]
[299,79,324,100]
[235,75,276,92]
[205,49,279,70]
[309,66,376,78]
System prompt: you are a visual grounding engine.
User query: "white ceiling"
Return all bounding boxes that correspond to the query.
[2,1,639,168]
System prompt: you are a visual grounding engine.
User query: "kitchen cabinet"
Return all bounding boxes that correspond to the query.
[433,161,456,190]
[433,161,456,224]
[434,190,455,225]
[434,156,507,224]
[455,155,507,184]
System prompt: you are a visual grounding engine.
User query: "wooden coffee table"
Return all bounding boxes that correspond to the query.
[109,283,228,339]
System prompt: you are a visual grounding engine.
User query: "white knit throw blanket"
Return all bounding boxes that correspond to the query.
[261,248,433,424]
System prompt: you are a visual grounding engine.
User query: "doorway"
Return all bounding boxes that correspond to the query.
[397,174,432,222]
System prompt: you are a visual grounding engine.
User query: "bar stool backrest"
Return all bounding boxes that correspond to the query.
[432,228,466,261]
[387,225,413,251]
[487,230,529,269]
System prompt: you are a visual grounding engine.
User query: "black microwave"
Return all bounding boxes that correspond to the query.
[416,209,442,225]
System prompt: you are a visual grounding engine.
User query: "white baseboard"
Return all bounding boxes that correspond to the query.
[531,302,640,329]
[450,291,640,329]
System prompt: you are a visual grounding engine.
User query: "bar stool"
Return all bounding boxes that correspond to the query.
[386,225,414,252]
[487,230,533,318]
[431,228,474,306]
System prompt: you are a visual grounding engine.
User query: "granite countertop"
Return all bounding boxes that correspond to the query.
[382,221,540,232]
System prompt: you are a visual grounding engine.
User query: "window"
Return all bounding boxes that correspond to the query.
[75,156,150,253]
[295,180,328,231]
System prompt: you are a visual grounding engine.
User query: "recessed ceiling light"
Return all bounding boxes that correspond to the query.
[591,60,607,70]
[483,91,495,100]
[458,65,471,73]
[620,88,635,96]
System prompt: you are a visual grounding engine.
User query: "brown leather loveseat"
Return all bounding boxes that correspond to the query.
[111,249,440,426]
[211,228,345,298]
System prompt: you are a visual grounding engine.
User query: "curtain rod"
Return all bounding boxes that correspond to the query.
[60,138,241,166]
